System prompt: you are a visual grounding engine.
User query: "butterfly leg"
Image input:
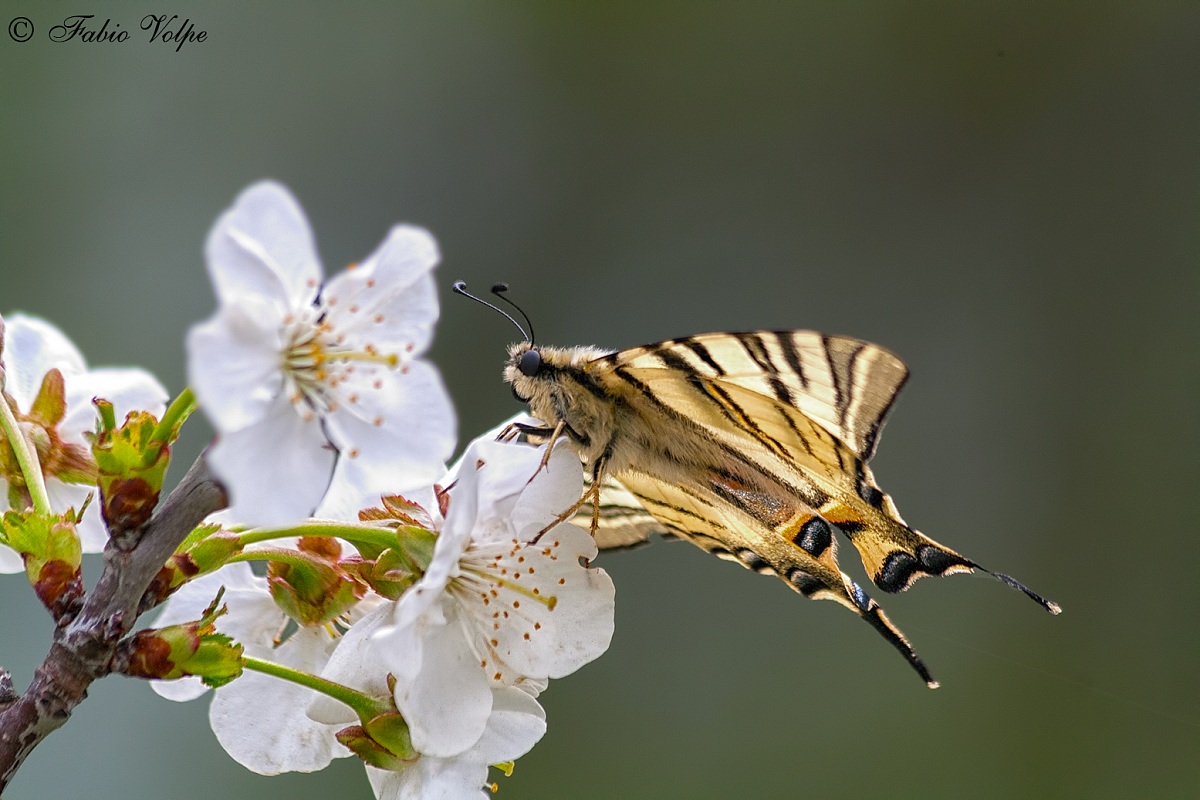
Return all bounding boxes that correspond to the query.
[531,494,587,544]
[531,457,606,544]
[535,420,567,472]
[518,420,568,487]
[588,463,603,536]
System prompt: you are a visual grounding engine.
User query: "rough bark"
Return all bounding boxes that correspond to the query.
[0,455,226,791]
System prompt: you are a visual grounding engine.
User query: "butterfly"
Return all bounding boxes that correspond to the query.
[455,282,1061,688]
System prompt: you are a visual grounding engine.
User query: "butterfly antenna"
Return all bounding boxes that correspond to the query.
[453,280,530,341]
[490,283,536,345]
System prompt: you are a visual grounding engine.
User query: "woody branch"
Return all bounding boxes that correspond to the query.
[0,454,226,791]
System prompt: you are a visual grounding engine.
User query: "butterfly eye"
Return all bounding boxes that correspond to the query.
[518,349,542,377]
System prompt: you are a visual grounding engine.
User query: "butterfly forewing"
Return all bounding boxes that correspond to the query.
[599,331,908,461]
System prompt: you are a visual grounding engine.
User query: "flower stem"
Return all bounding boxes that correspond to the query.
[237,521,401,552]
[226,548,312,570]
[242,655,384,720]
[0,394,51,514]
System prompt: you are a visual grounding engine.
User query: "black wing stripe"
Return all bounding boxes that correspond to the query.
[609,364,788,487]
[737,332,795,406]
[839,342,869,428]
[773,331,809,388]
[679,339,726,376]
[614,363,834,509]
[652,346,798,464]
[650,349,791,461]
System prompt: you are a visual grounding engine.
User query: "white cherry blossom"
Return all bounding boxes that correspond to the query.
[312,604,546,800]
[187,181,455,526]
[364,686,546,800]
[0,314,167,572]
[151,562,378,773]
[371,437,615,758]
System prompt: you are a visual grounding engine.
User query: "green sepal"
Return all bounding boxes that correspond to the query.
[191,632,246,688]
[355,547,419,600]
[265,542,367,627]
[349,525,436,600]
[337,710,416,770]
[395,526,437,573]
[28,369,66,427]
[89,403,170,532]
[119,590,245,684]
[1,507,85,618]
[142,528,243,609]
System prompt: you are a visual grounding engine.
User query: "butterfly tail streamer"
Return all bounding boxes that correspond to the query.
[834,471,1062,615]
[842,580,939,689]
[969,563,1062,615]
[852,514,1063,616]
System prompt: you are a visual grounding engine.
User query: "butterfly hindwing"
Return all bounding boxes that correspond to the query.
[581,473,662,551]
[587,466,937,687]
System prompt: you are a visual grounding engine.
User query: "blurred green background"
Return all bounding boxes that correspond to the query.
[2,2,1198,798]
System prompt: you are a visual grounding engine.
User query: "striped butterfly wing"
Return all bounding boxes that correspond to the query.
[597,463,937,686]
[589,331,1060,609]
[582,473,664,551]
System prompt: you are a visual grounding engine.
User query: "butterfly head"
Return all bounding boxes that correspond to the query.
[505,340,542,402]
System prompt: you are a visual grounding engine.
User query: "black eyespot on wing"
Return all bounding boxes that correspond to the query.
[856,476,885,509]
[794,517,832,558]
[876,551,918,593]
[875,545,972,593]
[519,349,542,377]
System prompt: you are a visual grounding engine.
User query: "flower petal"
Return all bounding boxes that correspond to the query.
[322,225,440,357]
[61,367,168,441]
[483,524,614,680]
[324,359,455,498]
[510,444,584,540]
[207,392,335,526]
[187,300,287,434]
[309,604,392,726]
[44,480,106,553]
[1,315,86,410]
[0,518,24,573]
[366,759,488,800]
[465,685,546,765]
[381,597,493,758]
[210,631,346,775]
[364,686,545,800]
[449,439,543,543]
[204,181,322,311]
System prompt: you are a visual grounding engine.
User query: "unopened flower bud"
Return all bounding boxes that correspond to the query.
[117,592,244,687]
[336,709,416,771]
[89,403,173,533]
[266,538,366,626]
[0,508,84,620]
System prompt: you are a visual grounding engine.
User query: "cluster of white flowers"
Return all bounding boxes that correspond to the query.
[0,316,167,570]
[0,182,616,799]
